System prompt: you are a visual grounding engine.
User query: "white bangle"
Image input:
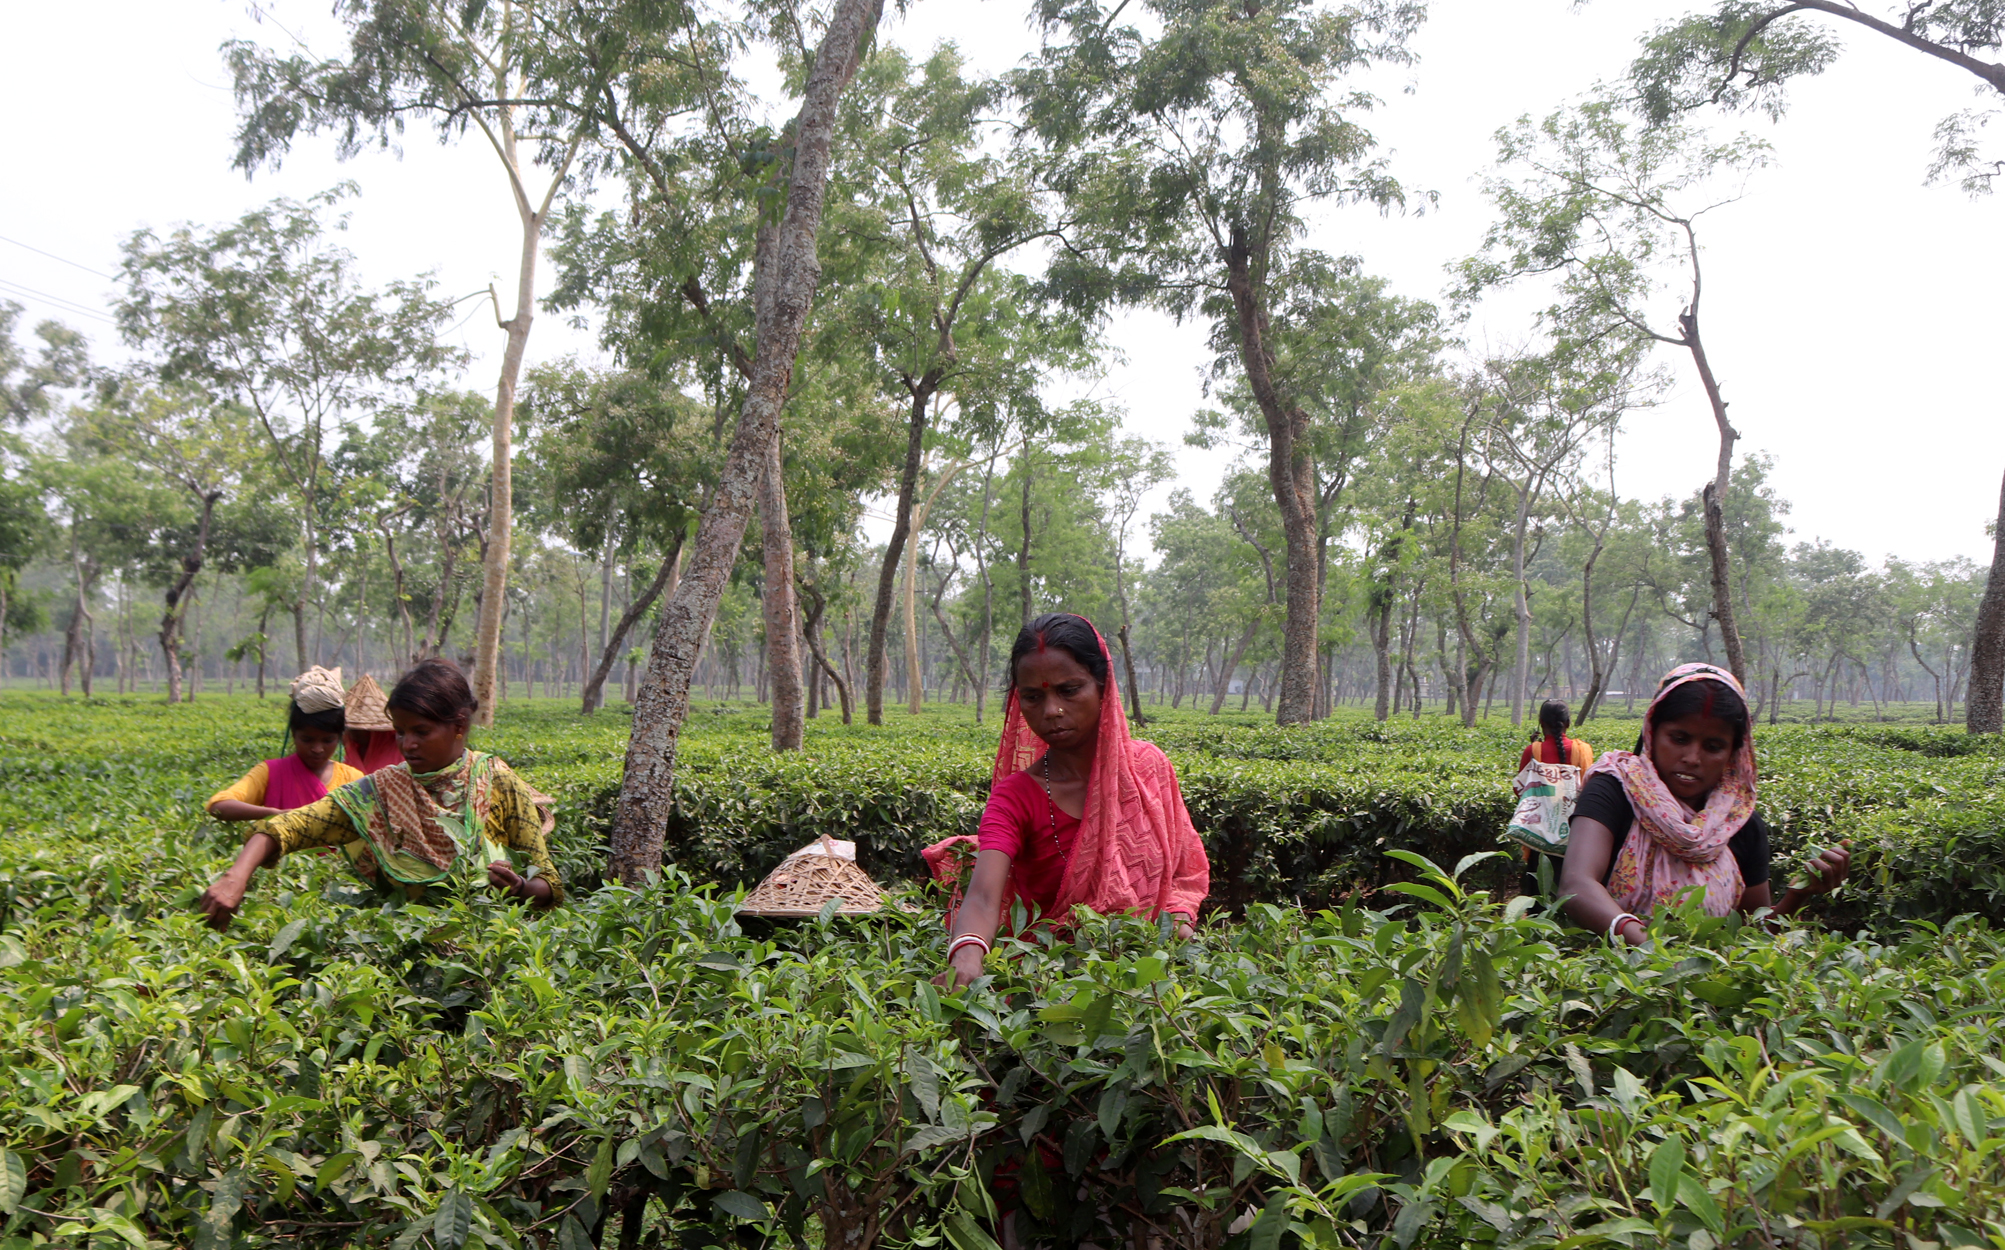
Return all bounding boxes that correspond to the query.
[1607,913,1642,946]
[947,934,991,961]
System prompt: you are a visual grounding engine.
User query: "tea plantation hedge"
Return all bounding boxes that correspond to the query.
[560,712,2005,932]
[5,694,2005,1249]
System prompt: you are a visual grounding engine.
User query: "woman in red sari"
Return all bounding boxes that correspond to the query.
[930,613,1210,989]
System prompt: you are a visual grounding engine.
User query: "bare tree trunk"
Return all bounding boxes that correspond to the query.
[472,101,582,723]
[1210,619,1259,716]
[608,0,882,883]
[866,385,933,725]
[1509,478,1535,728]
[760,430,804,750]
[1967,467,2005,733]
[1018,431,1034,625]
[1677,310,1748,687]
[159,489,222,705]
[904,538,923,716]
[802,587,852,724]
[1223,236,1318,724]
[582,538,680,714]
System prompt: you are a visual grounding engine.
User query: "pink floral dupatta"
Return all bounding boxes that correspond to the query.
[1586,663,1757,917]
[923,617,1210,928]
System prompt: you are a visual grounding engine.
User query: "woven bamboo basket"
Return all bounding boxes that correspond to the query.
[737,836,902,918]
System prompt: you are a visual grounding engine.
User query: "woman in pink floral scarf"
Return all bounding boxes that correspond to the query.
[1559,663,1850,946]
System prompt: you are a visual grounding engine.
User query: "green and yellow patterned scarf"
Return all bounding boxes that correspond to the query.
[328,750,514,897]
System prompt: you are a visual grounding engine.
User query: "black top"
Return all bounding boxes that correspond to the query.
[1566,771,1770,888]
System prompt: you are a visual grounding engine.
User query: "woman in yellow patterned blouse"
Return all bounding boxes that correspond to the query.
[197,659,563,931]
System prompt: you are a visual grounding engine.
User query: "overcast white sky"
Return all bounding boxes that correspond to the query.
[3,1,1998,567]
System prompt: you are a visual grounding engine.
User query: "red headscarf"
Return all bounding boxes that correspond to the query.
[924,615,1210,928]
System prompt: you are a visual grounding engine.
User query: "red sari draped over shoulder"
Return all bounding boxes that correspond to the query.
[923,620,1210,928]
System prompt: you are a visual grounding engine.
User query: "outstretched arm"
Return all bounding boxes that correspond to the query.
[935,850,1012,991]
[1738,842,1851,918]
[1558,819,1646,946]
[198,832,281,931]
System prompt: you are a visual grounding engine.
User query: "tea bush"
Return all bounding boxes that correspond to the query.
[5,694,2005,1248]
[3,824,2004,1249]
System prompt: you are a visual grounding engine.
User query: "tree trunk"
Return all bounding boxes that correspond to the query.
[159,489,222,705]
[607,0,882,883]
[582,537,681,714]
[1018,431,1034,625]
[1508,478,1534,728]
[760,430,805,750]
[1210,618,1259,716]
[1222,235,1318,724]
[803,587,853,724]
[866,384,933,725]
[1117,623,1144,727]
[904,536,923,716]
[1678,311,1748,687]
[1966,467,2005,733]
[470,110,552,724]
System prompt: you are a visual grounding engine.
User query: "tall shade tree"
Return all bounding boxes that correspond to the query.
[1632,1,2005,193]
[1971,471,2005,731]
[225,1,646,721]
[116,187,462,672]
[0,303,88,426]
[75,380,259,703]
[607,0,885,884]
[1104,436,1174,725]
[1014,0,1425,724]
[0,304,85,650]
[1193,253,1443,716]
[1459,98,1765,686]
[830,45,1084,725]
[520,362,717,714]
[1627,2,2005,727]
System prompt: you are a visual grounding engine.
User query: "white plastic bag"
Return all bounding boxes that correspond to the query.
[1505,761,1580,857]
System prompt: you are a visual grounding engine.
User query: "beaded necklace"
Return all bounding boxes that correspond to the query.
[1039,754,1074,870]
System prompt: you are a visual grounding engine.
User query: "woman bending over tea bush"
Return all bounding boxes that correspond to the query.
[197,659,563,930]
[204,666,364,821]
[1560,663,1850,946]
[929,613,1210,989]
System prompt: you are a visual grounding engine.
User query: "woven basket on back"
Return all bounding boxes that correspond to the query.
[344,674,394,732]
[737,836,899,918]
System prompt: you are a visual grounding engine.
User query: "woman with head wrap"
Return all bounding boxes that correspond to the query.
[1559,663,1851,946]
[341,674,403,774]
[205,667,365,822]
[927,613,1210,990]
[198,659,563,930]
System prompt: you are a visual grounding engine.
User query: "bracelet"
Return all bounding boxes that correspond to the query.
[1606,913,1642,946]
[946,934,991,962]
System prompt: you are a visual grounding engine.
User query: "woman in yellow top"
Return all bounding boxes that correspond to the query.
[197,659,563,931]
[206,667,365,821]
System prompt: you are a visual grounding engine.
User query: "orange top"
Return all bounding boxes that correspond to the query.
[1517,737,1594,773]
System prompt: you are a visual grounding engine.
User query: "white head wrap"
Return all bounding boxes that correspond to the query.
[290,666,346,714]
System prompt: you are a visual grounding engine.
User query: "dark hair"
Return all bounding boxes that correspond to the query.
[1537,698,1571,741]
[1007,613,1109,690]
[388,658,478,725]
[1649,676,1750,749]
[287,700,345,736]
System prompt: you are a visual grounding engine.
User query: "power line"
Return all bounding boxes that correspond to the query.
[0,234,115,280]
[0,278,117,326]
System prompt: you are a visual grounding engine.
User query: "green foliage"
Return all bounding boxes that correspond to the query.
[4,728,2005,1248]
